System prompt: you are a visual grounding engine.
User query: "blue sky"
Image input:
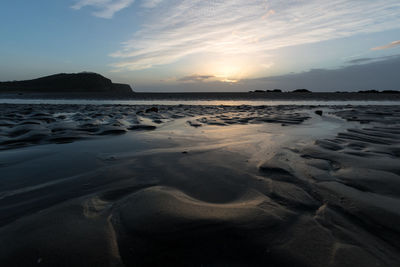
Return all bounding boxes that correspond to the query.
[1,0,400,91]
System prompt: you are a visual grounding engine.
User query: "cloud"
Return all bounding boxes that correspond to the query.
[346,58,375,64]
[245,54,400,92]
[141,0,163,8]
[372,40,400,50]
[71,0,134,18]
[262,9,276,20]
[178,74,215,82]
[110,0,400,71]
[346,54,400,64]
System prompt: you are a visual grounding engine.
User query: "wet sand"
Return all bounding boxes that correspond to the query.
[0,103,400,266]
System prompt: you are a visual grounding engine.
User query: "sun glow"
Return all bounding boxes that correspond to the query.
[213,64,241,83]
[206,55,272,83]
[176,52,274,84]
[200,57,251,83]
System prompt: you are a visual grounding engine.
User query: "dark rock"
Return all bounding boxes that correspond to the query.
[266,89,282,93]
[315,110,323,116]
[357,90,379,93]
[128,125,156,131]
[187,120,202,127]
[145,107,159,113]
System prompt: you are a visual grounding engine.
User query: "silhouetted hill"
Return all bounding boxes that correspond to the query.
[0,72,134,95]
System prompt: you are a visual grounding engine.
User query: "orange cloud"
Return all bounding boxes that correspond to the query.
[262,9,275,20]
[371,40,400,50]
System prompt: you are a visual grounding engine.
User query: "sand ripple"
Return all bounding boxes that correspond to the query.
[0,104,312,150]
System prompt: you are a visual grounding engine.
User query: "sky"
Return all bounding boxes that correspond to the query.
[0,0,400,92]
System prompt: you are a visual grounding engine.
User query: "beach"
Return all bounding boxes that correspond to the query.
[3,0,400,264]
[0,102,400,266]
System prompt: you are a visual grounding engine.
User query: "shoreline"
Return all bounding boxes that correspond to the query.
[1,91,400,101]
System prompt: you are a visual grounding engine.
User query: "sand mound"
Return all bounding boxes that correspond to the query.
[113,186,294,265]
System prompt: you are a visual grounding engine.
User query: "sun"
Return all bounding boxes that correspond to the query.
[211,61,244,83]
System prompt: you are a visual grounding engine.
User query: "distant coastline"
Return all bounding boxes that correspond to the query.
[1,72,400,101]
